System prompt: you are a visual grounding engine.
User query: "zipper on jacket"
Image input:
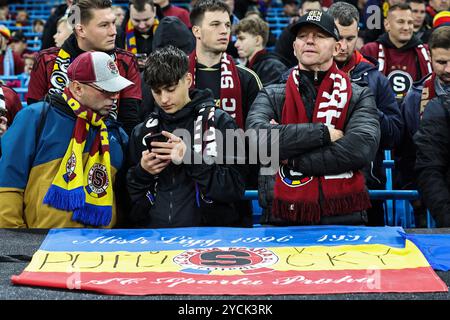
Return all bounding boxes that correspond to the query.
[369,161,382,185]
[317,178,324,222]
[314,71,318,82]
[168,171,176,225]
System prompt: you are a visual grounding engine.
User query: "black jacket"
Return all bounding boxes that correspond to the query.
[126,89,247,228]
[250,51,289,86]
[245,71,380,224]
[348,56,403,189]
[414,95,450,227]
[274,25,297,68]
[40,4,67,50]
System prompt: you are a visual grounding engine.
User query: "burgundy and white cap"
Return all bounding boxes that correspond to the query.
[67,51,133,92]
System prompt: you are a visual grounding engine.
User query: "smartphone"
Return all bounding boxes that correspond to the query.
[135,53,148,64]
[144,132,167,151]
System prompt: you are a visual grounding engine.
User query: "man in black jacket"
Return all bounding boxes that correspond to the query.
[189,0,263,226]
[126,46,247,228]
[246,10,380,226]
[40,0,73,50]
[415,94,450,228]
[328,2,403,225]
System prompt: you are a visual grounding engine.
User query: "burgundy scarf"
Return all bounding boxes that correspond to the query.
[188,50,244,128]
[377,43,432,79]
[272,64,371,223]
[420,72,437,118]
[340,50,373,74]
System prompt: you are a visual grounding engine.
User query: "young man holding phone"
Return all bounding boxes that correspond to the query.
[126,46,248,228]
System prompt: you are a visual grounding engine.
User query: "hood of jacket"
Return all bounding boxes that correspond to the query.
[152,16,195,55]
[61,33,116,58]
[376,32,423,51]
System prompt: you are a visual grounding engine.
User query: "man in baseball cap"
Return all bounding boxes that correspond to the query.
[68,51,133,96]
[246,10,380,226]
[0,51,132,228]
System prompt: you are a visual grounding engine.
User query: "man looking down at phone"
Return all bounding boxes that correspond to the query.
[28,0,142,136]
[116,0,159,70]
[0,51,131,228]
[126,46,248,228]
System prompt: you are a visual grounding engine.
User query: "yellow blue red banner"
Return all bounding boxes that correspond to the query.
[11,226,448,295]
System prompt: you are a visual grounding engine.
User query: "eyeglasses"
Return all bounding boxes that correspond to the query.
[84,82,119,96]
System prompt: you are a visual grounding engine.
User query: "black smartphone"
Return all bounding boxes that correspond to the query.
[135,53,148,65]
[144,132,167,151]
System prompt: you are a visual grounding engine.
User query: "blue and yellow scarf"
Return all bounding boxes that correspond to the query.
[43,90,113,226]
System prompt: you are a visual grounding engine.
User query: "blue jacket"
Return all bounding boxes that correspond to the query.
[0,95,128,228]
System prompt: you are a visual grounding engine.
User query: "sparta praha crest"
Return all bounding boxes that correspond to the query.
[85,163,109,198]
[173,247,279,274]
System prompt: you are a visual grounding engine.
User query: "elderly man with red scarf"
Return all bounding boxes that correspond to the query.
[246,10,380,226]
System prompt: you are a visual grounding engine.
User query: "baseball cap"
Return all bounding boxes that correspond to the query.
[290,10,340,41]
[67,51,133,93]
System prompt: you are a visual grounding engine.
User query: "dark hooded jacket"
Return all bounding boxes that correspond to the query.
[126,89,248,228]
[415,94,450,227]
[249,50,289,86]
[397,74,450,189]
[345,55,403,189]
[138,16,196,122]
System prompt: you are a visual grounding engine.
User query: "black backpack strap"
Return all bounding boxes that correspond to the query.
[35,95,51,149]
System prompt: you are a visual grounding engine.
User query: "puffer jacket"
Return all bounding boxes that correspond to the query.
[350,56,403,189]
[246,71,380,224]
[414,95,450,227]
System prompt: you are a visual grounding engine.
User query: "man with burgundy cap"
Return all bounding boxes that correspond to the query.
[0,51,132,228]
[246,10,380,226]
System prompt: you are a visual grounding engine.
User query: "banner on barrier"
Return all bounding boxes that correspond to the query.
[12,226,448,295]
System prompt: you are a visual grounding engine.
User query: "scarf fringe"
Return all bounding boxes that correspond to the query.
[272,199,321,224]
[321,191,371,216]
[72,203,112,227]
[43,185,85,211]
